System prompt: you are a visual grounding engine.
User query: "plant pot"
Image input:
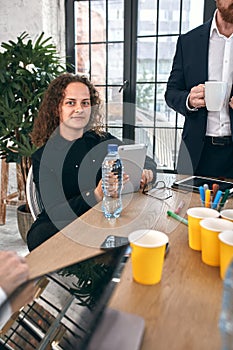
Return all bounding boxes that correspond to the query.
[17,204,34,243]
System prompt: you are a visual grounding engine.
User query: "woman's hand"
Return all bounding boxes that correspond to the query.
[94,173,130,202]
[94,179,104,202]
[140,169,154,189]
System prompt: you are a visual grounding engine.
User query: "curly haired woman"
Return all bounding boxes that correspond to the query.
[27,73,157,251]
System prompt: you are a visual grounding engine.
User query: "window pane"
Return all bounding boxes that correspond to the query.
[137,38,156,82]
[76,44,89,74]
[108,0,124,41]
[108,42,123,84]
[138,0,157,36]
[90,44,106,85]
[158,0,182,35]
[136,83,155,123]
[90,0,106,42]
[95,86,105,102]
[75,2,89,43]
[155,127,180,169]
[157,36,179,83]
[135,125,183,170]
[182,0,205,32]
[135,127,154,158]
[156,83,167,115]
[107,87,123,126]
[177,113,185,128]
[107,127,123,140]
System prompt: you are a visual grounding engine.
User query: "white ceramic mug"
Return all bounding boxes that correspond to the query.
[205,81,227,112]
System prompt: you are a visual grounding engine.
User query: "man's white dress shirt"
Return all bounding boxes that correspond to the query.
[206,10,233,137]
[0,286,12,329]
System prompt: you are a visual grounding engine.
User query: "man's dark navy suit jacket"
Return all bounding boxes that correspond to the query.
[165,18,233,174]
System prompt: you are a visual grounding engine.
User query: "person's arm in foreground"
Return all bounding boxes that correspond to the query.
[0,251,29,328]
[0,251,29,297]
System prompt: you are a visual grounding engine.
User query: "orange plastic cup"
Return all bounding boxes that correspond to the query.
[128,229,169,285]
[219,230,233,279]
[187,207,219,251]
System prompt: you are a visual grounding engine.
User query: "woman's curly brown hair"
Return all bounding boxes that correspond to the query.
[30,73,104,147]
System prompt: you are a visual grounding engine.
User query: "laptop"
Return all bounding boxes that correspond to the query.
[0,245,145,350]
[118,144,147,194]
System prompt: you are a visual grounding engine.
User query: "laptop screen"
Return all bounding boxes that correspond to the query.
[0,245,129,350]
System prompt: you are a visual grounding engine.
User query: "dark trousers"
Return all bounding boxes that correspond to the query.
[195,136,233,178]
[26,214,66,251]
[27,219,59,251]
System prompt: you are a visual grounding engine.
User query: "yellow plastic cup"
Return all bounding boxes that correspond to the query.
[187,207,219,251]
[218,230,233,279]
[200,218,233,266]
[128,229,169,285]
[220,209,233,223]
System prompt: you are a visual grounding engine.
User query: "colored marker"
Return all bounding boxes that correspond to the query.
[218,189,230,211]
[199,186,205,206]
[175,200,185,214]
[212,183,219,201]
[205,189,211,208]
[212,190,223,209]
[167,210,188,226]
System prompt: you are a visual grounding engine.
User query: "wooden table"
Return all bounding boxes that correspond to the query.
[110,194,226,350]
[25,175,231,350]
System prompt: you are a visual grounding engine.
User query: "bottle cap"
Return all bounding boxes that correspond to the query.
[108,144,118,153]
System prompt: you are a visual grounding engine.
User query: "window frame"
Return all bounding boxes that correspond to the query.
[65,0,215,172]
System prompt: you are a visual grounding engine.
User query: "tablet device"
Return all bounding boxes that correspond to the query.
[118,143,147,194]
[172,176,233,197]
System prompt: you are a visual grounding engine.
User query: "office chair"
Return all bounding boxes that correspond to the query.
[26,166,44,221]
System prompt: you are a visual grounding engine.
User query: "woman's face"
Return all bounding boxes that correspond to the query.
[59,82,91,139]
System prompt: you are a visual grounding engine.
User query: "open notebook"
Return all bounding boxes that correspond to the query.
[0,245,145,350]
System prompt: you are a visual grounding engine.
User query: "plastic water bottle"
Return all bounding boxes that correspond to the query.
[102,144,123,219]
[219,258,233,350]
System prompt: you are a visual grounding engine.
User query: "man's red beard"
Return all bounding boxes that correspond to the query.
[217,1,233,24]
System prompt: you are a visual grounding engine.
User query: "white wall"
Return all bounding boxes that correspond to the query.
[0,0,65,60]
[0,0,66,195]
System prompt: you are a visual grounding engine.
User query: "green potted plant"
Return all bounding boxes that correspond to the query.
[0,31,66,240]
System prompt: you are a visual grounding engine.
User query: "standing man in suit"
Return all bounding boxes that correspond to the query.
[165,0,233,178]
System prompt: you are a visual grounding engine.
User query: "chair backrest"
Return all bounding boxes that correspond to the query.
[26,166,44,221]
